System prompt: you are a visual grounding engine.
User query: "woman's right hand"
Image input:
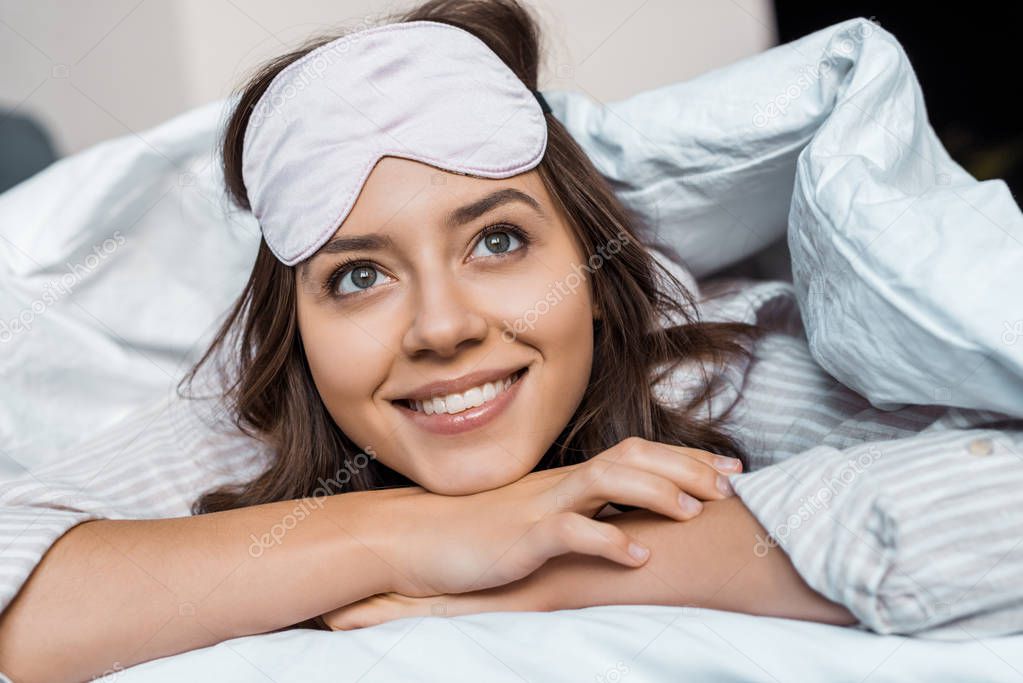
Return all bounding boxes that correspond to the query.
[380,436,742,598]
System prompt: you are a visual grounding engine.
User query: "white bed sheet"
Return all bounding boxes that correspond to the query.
[105,605,1023,682]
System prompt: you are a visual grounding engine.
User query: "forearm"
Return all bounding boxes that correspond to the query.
[0,489,404,683]
[535,497,857,625]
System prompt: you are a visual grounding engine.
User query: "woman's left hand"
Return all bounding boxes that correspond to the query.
[321,579,547,631]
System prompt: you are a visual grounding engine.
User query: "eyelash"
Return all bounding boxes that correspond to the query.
[321,223,533,301]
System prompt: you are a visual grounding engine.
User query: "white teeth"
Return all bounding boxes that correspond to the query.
[463,387,485,409]
[446,394,466,414]
[406,370,522,416]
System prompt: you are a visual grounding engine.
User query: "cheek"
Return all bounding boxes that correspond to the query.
[478,247,595,341]
[530,278,595,395]
[297,304,391,432]
[486,255,595,422]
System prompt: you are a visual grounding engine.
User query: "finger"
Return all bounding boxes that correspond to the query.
[662,443,743,473]
[607,436,742,474]
[322,595,395,631]
[565,455,716,517]
[585,461,705,521]
[598,438,737,501]
[322,606,358,631]
[536,511,651,568]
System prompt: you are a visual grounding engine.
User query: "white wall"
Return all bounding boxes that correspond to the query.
[0,0,776,156]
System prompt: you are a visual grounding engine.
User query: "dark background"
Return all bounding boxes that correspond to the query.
[775,1,1022,199]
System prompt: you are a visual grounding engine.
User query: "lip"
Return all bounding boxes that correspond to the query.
[392,366,528,436]
[390,363,529,401]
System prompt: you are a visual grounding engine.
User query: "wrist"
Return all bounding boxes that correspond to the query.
[320,488,411,596]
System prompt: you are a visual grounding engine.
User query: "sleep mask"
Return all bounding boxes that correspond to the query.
[242,19,551,266]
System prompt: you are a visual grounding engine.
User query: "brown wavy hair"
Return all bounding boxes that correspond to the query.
[180,0,763,516]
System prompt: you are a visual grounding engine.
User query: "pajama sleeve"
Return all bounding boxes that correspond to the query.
[663,276,1023,640]
[726,425,1023,639]
[0,380,270,614]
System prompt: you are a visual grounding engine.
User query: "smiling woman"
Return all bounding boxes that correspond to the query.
[0,1,865,680]
[183,0,763,512]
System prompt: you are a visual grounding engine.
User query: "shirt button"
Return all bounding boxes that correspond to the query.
[967,437,994,456]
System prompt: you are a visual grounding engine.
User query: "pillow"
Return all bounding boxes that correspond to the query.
[546,18,1023,417]
[0,100,260,474]
[781,19,1023,415]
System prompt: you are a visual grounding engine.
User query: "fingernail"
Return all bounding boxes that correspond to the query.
[717,474,735,496]
[678,493,703,515]
[715,456,742,472]
[628,542,650,561]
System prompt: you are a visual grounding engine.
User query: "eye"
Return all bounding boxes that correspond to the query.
[470,225,527,259]
[326,261,394,298]
[322,224,532,301]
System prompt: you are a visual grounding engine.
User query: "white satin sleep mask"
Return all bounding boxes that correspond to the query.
[241,19,552,266]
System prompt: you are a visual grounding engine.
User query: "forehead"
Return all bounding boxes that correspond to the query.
[297,156,556,279]
[342,155,548,230]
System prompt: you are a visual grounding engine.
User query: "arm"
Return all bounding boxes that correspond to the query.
[330,425,1023,640]
[0,489,402,683]
[514,426,1023,639]
[533,496,855,624]
[321,495,855,629]
[0,383,416,682]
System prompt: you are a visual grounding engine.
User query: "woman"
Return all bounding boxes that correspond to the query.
[6,1,1020,681]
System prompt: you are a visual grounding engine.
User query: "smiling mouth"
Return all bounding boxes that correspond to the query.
[393,367,528,416]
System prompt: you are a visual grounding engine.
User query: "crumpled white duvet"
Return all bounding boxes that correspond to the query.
[2,15,1022,682]
[545,19,1023,417]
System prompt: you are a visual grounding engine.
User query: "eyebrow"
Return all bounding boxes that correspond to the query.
[300,188,545,279]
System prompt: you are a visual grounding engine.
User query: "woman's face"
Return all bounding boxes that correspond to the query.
[295,156,597,495]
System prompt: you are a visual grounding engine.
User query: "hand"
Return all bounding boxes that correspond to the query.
[381,437,742,599]
[321,593,452,631]
[323,560,551,631]
[321,578,544,632]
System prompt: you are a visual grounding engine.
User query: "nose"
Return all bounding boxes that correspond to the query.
[401,268,489,358]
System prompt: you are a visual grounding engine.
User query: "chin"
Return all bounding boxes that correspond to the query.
[414,456,532,496]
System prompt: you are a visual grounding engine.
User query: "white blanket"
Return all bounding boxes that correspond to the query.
[109,605,1023,682]
[545,19,1023,417]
